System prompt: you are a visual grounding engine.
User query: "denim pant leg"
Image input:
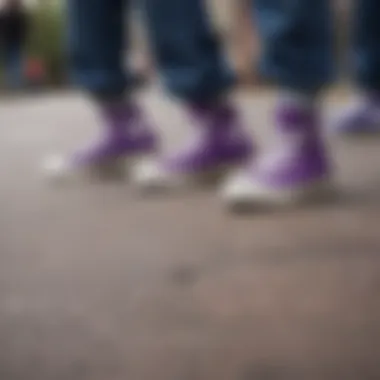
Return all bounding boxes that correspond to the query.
[141,0,234,102]
[252,0,335,93]
[67,0,131,97]
[352,0,380,91]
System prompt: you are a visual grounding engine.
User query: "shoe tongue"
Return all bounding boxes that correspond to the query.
[276,104,317,134]
[102,102,136,119]
[189,103,236,132]
[363,91,380,105]
[97,103,134,138]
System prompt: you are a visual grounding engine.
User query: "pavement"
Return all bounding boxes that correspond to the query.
[0,89,380,380]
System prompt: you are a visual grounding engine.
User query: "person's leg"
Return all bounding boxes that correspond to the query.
[128,1,153,89]
[44,0,157,183]
[222,0,335,208]
[333,0,380,134]
[132,0,254,192]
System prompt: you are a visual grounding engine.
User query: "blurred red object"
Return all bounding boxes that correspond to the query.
[25,58,46,83]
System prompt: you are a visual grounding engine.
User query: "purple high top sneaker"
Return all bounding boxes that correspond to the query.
[131,102,254,192]
[333,93,380,134]
[43,102,157,183]
[222,98,332,209]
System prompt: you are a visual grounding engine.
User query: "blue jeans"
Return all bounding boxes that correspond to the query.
[67,0,233,102]
[254,0,380,93]
[3,46,24,89]
[68,0,380,99]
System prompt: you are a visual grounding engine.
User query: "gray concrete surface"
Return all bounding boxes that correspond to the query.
[0,89,380,380]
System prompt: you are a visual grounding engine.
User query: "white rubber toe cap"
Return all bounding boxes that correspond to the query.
[221,173,332,209]
[41,154,73,184]
[221,173,276,206]
[131,159,184,191]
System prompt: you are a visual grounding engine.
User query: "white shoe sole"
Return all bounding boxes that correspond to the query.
[221,174,335,213]
[131,158,237,195]
[41,153,154,186]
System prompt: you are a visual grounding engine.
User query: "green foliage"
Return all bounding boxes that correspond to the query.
[27,2,66,84]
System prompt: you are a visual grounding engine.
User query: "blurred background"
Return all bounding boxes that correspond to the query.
[0,0,351,94]
[0,0,64,92]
